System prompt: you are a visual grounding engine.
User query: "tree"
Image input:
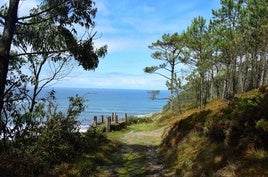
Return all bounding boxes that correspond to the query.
[240,0,268,89]
[144,33,188,110]
[0,0,107,145]
[0,0,107,151]
[0,0,107,116]
[211,0,244,98]
[0,0,19,119]
[184,16,212,109]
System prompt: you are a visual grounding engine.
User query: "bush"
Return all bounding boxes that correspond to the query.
[127,116,152,125]
[0,94,111,177]
[208,122,227,143]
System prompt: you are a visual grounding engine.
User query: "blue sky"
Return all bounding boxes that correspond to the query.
[2,0,221,90]
[64,0,221,90]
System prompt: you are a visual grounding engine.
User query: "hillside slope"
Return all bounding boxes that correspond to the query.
[160,87,268,176]
[84,88,268,177]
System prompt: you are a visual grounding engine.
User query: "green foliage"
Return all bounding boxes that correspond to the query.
[58,26,107,70]
[127,116,153,125]
[0,0,108,144]
[208,93,268,149]
[0,1,110,176]
[256,119,268,132]
[148,0,268,111]
[0,91,112,177]
[144,32,188,110]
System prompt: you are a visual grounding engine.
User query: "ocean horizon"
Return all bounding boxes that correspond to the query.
[39,87,169,131]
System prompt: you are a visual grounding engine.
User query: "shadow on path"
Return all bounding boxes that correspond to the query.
[98,143,165,177]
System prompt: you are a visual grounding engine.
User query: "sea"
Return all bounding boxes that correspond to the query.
[39,87,169,131]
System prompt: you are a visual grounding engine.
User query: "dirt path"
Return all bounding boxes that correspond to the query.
[97,124,168,177]
[121,127,165,177]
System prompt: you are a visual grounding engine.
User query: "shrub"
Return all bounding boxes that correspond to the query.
[127,116,152,125]
[0,94,109,177]
[208,122,226,143]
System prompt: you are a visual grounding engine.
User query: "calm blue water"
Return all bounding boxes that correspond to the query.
[41,87,168,130]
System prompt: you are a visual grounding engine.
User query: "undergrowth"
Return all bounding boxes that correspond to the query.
[160,87,268,176]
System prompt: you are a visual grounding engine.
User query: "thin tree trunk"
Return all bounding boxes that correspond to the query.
[169,56,176,111]
[200,73,205,109]
[0,0,19,150]
[259,51,267,87]
[231,56,237,96]
[210,69,215,100]
[222,65,230,99]
[238,55,245,93]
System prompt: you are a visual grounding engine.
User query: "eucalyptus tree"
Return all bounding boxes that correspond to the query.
[0,0,107,148]
[184,16,212,109]
[0,0,107,115]
[144,33,188,110]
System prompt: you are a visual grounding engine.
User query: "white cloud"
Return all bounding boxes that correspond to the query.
[95,36,150,54]
[140,5,156,14]
[93,1,218,56]
[56,71,167,90]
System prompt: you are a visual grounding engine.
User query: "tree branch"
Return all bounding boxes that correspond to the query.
[154,72,170,80]
[0,19,4,25]
[17,1,67,21]
[38,59,69,94]
[0,13,6,19]
[0,14,5,25]
[17,16,52,25]
[15,50,69,57]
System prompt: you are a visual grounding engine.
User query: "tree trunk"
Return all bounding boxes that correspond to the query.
[0,0,19,150]
[169,56,176,111]
[238,55,246,93]
[0,0,19,114]
[209,69,214,100]
[231,56,237,96]
[200,73,205,109]
[259,51,267,87]
[222,65,231,99]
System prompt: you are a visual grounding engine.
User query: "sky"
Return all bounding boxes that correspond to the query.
[1,0,221,90]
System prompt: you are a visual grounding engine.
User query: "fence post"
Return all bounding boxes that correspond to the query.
[106,116,111,132]
[101,115,104,123]
[124,113,128,125]
[115,114,118,124]
[111,112,115,122]
[93,116,97,127]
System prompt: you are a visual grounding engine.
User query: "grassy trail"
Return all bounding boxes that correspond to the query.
[97,122,168,177]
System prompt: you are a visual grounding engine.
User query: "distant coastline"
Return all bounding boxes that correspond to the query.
[37,87,169,131]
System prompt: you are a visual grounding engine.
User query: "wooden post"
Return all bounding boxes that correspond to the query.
[106,116,111,132]
[125,113,128,125]
[93,116,97,127]
[112,112,115,122]
[115,114,118,124]
[101,115,104,123]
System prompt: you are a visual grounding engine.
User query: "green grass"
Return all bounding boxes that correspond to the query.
[127,122,157,132]
[94,116,165,176]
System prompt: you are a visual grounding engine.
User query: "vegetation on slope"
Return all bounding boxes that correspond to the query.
[160,87,268,176]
